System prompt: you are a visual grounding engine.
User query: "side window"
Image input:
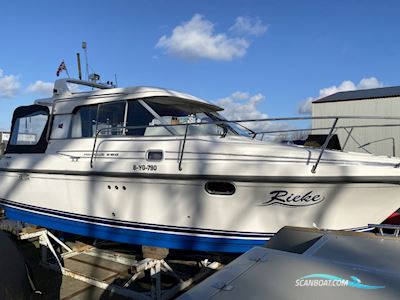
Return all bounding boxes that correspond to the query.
[70,105,98,138]
[70,102,126,138]
[10,111,48,145]
[126,101,156,136]
[97,102,126,136]
[146,101,188,118]
[126,99,224,137]
[144,99,224,136]
[6,105,50,154]
[50,115,72,139]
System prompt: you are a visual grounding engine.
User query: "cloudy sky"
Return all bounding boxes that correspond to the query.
[0,0,399,131]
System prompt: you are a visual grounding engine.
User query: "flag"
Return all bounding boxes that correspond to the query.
[56,61,67,77]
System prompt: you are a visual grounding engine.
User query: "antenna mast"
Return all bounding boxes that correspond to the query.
[82,41,89,81]
[76,53,82,80]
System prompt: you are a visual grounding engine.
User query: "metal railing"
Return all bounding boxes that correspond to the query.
[88,115,400,172]
[369,224,400,237]
[358,137,396,157]
[311,118,338,173]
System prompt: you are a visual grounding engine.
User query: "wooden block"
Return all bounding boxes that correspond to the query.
[20,226,42,234]
[69,241,93,252]
[142,246,169,260]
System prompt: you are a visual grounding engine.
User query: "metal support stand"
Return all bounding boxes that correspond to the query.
[17,228,216,300]
[369,224,400,237]
[121,257,199,300]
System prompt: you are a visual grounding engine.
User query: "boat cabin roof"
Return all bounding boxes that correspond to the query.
[35,78,223,115]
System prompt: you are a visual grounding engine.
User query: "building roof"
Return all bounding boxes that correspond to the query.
[312,86,400,104]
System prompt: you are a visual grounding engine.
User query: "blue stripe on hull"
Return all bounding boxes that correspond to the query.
[4,207,267,253]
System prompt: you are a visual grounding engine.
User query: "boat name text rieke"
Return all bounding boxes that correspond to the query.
[261,190,325,207]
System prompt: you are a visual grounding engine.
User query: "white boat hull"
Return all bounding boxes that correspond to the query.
[1,149,399,252]
[3,82,400,252]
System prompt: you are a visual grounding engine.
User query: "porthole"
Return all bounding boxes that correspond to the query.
[205,182,236,195]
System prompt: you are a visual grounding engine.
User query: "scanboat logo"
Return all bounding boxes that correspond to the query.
[261,190,325,207]
[295,274,385,289]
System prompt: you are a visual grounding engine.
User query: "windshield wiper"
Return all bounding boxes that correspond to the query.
[236,122,257,138]
[221,125,228,138]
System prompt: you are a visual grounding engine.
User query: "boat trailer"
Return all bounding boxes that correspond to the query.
[15,226,222,300]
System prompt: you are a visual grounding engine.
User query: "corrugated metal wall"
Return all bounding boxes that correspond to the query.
[0,132,8,156]
[312,97,400,157]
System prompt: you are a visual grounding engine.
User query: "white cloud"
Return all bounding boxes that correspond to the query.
[156,14,249,61]
[215,91,268,123]
[298,97,314,115]
[357,77,382,90]
[0,68,20,98]
[298,77,384,115]
[26,80,53,95]
[229,17,267,36]
[216,91,307,141]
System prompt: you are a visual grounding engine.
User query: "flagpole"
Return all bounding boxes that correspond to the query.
[63,60,70,78]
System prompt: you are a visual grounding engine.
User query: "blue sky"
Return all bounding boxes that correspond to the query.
[1,0,400,131]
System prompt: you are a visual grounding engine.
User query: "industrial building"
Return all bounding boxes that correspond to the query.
[0,132,9,155]
[312,86,400,157]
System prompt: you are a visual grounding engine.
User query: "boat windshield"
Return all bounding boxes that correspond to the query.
[208,112,254,137]
[66,97,254,139]
[126,98,252,137]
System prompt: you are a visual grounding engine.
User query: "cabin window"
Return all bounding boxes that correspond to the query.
[70,101,126,138]
[6,105,50,154]
[71,105,98,138]
[10,112,47,145]
[126,101,155,136]
[67,97,239,139]
[142,99,225,136]
[50,115,72,139]
[97,102,126,136]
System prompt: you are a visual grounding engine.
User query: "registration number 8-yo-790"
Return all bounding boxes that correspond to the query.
[133,164,158,171]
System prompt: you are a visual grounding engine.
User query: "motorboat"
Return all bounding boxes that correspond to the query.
[0,78,400,253]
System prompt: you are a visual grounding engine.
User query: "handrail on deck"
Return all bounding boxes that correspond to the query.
[88,115,400,171]
[178,124,189,171]
[311,118,338,174]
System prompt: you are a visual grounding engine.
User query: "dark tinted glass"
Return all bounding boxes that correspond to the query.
[97,102,125,135]
[126,101,155,136]
[78,105,98,137]
[10,111,48,145]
